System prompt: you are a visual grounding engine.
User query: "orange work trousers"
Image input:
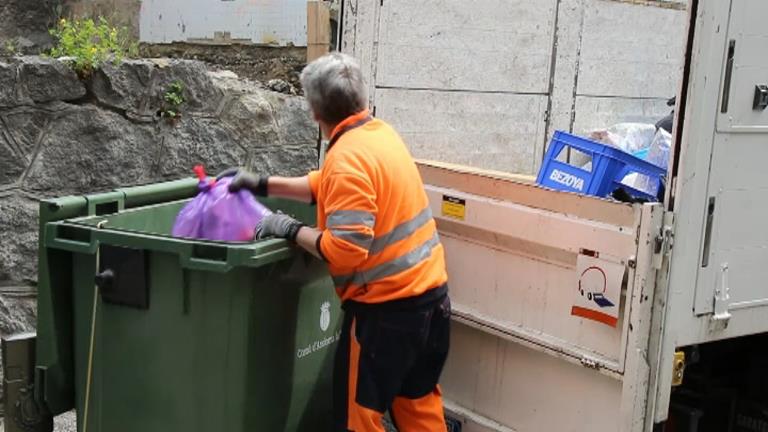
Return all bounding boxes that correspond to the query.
[333,288,451,432]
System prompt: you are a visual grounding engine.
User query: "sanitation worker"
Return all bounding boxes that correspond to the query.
[224,52,451,432]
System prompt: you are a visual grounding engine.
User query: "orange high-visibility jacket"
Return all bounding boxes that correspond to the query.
[308,110,448,303]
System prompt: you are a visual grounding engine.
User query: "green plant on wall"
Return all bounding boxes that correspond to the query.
[3,39,18,56]
[162,80,186,122]
[48,17,138,76]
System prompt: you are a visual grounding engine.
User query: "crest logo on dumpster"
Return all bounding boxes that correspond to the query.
[320,301,331,332]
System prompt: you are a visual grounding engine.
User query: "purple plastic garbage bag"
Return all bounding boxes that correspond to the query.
[172,165,272,241]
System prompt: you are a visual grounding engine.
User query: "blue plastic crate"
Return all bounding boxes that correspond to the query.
[536,131,666,201]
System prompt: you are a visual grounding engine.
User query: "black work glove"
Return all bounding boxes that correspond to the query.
[216,168,269,196]
[255,212,305,242]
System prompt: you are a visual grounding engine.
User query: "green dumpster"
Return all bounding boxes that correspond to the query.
[34,178,340,432]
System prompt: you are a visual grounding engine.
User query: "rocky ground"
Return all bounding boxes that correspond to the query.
[53,412,76,432]
[0,411,76,432]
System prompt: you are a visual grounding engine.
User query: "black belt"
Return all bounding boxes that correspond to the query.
[342,283,448,314]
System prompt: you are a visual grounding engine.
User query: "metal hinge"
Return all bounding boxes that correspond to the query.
[711,263,731,329]
[652,212,675,270]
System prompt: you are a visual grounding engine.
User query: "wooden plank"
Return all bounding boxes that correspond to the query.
[417,161,638,227]
[425,186,637,260]
[307,1,331,62]
[417,159,536,184]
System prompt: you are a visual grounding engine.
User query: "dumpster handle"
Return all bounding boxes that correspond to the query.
[183,256,232,272]
[247,247,294,269]
[49,238,94,253]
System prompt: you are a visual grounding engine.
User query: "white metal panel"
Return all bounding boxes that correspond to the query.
[716,0,768,132]
[577,0,686,98]
[375,0,557,93]
[139,0,307,45]
[376,88,547,174]
[656,0,768,422]
[439,233,628,368]
[442,322,623,432]
[694,136,768,313]
[693,0,768,315]
[419,162,663,432]
[420,164,641,372]
[654,0,728,420]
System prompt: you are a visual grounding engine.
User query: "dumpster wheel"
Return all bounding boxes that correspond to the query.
[11,384,53,432]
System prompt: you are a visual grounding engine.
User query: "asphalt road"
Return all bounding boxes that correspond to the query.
[2,411,394,431]
[0,411,76,432]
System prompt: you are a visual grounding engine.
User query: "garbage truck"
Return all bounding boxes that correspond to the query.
[335,0,768,431]
[3,0,767,431]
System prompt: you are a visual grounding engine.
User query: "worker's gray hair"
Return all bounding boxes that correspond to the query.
[300,52,368,124]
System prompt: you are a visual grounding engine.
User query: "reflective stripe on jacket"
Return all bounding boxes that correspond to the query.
[308,110,448,303]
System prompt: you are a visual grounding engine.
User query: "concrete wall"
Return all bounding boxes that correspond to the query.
[64,0,316,46]
[342,0,688,174]
[140,0,308,45]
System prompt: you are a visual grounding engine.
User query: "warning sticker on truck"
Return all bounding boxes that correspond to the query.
[442,195,466,220]
[571,253,624,327]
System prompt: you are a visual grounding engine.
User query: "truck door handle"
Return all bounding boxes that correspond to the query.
[721,39,736,113]
[702,197,716,267]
